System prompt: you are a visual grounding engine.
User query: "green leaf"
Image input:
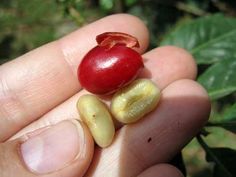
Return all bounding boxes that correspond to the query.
[198,58,236,100]
[218,121,236,134]
[207,103,236,133]
[206,148,236,177]
[207,120,236,134]
[219,103,236,133]
[125,0,137,6]
[99,0,114,11]
[160,14,236,64]
[223,103,236,121]
[197,136,235,177]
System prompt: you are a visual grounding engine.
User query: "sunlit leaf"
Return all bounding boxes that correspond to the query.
[198,58,236,100]
[223,103,236,121]
[161,14,236,64]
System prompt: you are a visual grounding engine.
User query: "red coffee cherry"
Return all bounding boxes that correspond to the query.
[78,32,144,95]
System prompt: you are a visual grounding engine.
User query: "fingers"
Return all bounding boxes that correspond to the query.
[0,14,149,141]
[10,46,197,140]
[84,79,211,177]
[0,120,93,177]
[137,164,184,177]
[141,46,197,88]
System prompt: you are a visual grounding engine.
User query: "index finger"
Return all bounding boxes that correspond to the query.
[0,14,149,141]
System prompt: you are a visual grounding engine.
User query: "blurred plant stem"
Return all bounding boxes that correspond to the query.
[196,135,232,177]
[175,2,209,16]
[68,6,85,26]
[114,0,125,13]
[212,1,236,16]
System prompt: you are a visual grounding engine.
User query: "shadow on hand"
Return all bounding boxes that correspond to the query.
[85,88,209,177]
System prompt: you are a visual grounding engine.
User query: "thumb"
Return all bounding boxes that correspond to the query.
[0,120,94,177]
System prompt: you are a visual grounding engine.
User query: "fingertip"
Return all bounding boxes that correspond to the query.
[143,46,197,89]
[158,46,197,79]
[137,164,184,177]
[163,79,211,125]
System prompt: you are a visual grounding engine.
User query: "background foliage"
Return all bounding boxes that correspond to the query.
[1,0,236,176]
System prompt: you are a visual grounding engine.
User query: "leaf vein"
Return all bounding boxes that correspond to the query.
[191,29,236,54]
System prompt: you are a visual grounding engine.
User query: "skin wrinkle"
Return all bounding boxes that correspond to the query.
[21,46,76,106]
[0,142,7,173]
[56,40,82,78]
[59,31,96,71]
[136,124,169,164]
[126,140,148,171]
[1,62,37,121]
[106,123,171,177]
[0,42,79,141]
[0,73,27,128]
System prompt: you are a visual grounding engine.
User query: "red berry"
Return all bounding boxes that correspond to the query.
[78,32,144,95]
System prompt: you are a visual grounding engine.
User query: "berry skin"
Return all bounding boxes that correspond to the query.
[78,32,144,95]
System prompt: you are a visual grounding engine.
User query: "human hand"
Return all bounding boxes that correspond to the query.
[0,14,211,177]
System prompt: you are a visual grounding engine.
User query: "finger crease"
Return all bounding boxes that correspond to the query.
[56,39,81,77]
[0,72,28,139]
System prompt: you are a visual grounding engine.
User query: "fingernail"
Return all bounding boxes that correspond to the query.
[20,120,85,174]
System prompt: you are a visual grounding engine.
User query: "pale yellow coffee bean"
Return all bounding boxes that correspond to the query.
[77,95,115,148]
[111,79,161,123]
